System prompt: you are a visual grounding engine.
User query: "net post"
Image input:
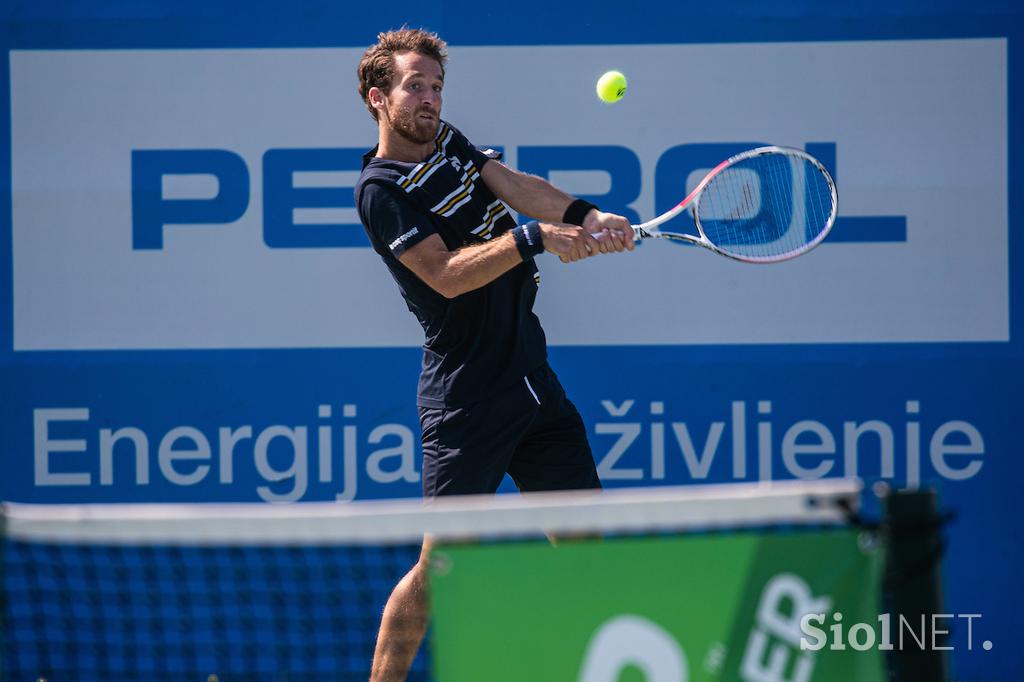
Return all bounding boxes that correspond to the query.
[0,507,7,682]
[881,487,949,682]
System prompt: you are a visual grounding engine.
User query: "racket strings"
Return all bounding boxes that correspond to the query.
[696,152,834,261]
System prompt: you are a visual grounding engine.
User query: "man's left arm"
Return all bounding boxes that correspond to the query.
[480,159,635,253]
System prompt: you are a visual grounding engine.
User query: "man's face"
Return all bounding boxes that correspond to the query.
[381,51,443,145]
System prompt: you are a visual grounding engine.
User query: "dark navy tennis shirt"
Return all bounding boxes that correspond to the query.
[355,121,546,408]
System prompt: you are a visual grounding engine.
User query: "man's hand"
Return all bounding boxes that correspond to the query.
[537,223,603,263]
[582,209,635,253]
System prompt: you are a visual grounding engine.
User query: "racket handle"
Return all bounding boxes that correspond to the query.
[590,226,648,246]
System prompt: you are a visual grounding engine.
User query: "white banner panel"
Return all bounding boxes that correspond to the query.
[11,39,1008,349]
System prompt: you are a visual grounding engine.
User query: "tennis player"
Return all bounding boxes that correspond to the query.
[355,28,634,681]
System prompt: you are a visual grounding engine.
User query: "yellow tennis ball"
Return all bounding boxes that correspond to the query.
[596,70,627,103]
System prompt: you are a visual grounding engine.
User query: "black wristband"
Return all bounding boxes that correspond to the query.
[512,221,545,260]
[563,198,599,226]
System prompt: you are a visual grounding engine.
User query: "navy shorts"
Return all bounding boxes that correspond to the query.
[419,363,601,498]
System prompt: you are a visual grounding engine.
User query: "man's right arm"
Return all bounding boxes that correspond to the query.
[361,178,601,299]
[399,224,600,299]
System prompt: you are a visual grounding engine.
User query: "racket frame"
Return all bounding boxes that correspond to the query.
[634,145,838,263]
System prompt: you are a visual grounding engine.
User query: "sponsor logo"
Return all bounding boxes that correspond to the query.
[388,226,419,252]
[10,41,1008,349]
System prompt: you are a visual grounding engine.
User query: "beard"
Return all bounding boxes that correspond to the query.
[387,103,438,145]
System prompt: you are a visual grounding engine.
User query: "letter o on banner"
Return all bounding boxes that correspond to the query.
[578,614,688,682]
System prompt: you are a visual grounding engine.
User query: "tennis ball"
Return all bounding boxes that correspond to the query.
[596,70,627,103]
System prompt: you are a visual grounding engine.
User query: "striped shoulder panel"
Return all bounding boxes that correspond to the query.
[430,160,482,217]
[469,199,511,241]
[398,122,454,192]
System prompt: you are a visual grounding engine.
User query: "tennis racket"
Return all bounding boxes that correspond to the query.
[635,146,837,263]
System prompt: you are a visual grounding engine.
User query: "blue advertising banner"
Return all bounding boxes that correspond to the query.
[2,2,1020,679]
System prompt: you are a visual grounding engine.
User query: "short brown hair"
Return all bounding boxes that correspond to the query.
[357,28,448,121]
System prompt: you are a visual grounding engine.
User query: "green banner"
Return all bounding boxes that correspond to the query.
[429,528,884,682]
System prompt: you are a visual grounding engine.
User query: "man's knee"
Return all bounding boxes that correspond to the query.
[399,538,434,595]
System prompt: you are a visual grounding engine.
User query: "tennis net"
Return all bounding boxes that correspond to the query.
[2,479,869,681]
